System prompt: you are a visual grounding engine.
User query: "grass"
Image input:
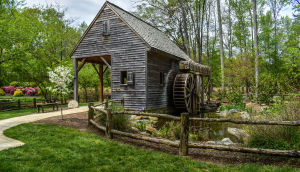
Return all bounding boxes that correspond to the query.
[219,102,245,111]
[0,96,44,102]
[0,101,99,120]
[0,123,298,172]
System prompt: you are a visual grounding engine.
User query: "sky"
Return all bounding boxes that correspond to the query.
[24,0,135,26]
[24,0,295,27]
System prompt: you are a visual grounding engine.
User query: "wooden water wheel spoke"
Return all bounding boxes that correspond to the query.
[185,93,191,99]
[173,73,195,113]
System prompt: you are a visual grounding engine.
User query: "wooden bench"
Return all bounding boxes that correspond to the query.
[37,103,59,113]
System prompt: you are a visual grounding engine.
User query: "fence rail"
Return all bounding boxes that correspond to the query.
[88,99,300,157]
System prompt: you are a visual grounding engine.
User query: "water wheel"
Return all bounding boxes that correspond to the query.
[173,73,195,113]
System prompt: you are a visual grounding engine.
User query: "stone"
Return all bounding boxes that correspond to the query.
[131,127,139,133]
[146,125,157,133]
[206,141,216,144]
[240,112,250,119]
[220,109,228,117]
[220,138,234,145]
[228,109,240,115]
[68,100,78,108]
[135,116,149,120]
[227,127,250,143]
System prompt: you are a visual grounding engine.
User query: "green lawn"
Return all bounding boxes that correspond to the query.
[0,101,99,120]
[0,96,44,102]
[0,123,297,172]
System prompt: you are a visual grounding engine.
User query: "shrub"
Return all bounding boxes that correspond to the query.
[95,104,131,132]
[135,120,150,131]
[9,87,17,94]
[10,81,21,87]
[4,86,15,93]
[13,90,23,97]
[156,121,181,140]
[35,89,42,96]
[26,87,37,96]
[245,99,300,150]
[226,87,244,104]
[0,88,5,96]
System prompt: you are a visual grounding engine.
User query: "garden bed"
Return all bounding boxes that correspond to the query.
[33,112,300,167]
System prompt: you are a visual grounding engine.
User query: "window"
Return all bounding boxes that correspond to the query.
[103,21,110,36]
[127,72,133,85]
[121,71,127,85]
[160,72,164,86]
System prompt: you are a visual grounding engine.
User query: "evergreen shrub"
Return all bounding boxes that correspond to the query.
[0,88,5,96]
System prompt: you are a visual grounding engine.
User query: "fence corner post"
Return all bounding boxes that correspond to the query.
[179,112,189,156]
[33,98,36,108]
[88,103,94,126]
[106,108,113,139]
[121,97,124,107]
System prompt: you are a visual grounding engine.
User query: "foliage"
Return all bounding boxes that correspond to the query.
[10,81,20,87]
[245,99,300,150]
[47,66,72,97]
[156,121,181,140]
[226,87,244,104]
[13,90,23,97]
[35,89,42,96]
[257,75,279,104]
[219,103,245,111]
[0,88,5,96]
[96,104,130,132]
[135,120,150,132]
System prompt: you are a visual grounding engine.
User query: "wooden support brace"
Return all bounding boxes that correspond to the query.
[100,57,111,69]
[76,57,88,72]
[92,63,100,77]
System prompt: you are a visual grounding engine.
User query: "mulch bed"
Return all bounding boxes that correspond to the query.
[34,112,300,167]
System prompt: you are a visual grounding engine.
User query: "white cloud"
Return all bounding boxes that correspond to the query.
[24,0,133,25]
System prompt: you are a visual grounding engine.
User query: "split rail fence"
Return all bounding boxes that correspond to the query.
[88,99,300,157]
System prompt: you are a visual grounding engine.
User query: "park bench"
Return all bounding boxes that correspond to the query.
[37,103,59,113]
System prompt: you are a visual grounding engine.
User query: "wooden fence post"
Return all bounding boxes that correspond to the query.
[17,99,21,110]
[88,103,94,126]
[106,108,113,139]
[105,97,108,110]
[33,98,36,108]
[121,97,124,107]
[179,112,189,156]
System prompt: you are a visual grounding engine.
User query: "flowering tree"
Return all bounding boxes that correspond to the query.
[47,66,73,119]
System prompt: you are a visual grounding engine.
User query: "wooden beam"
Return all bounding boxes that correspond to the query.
[100,56,111,69]
[99,63,103,103]
[103,66,108,75]
[73,58,79,102]
[76,57,88,72]
[92,63,100,77]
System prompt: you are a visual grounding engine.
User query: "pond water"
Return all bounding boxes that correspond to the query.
[153,112,243,143]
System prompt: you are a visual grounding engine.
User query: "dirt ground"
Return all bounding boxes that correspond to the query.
[34,112,300,168]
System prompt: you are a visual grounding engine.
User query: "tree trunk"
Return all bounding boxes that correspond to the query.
[252,0,259,101]
[178,0,190,57]
[206,3,211,66]
[199,0,206,64]
[217,0,225,92]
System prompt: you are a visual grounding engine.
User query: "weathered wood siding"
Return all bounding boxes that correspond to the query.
[73,6,148,109]
[147,52,180,109]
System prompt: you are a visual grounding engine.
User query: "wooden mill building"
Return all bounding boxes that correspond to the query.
[70,1,210,111]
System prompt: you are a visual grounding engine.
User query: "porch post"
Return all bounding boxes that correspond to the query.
[99,62,103,103]
[73,58,79,102]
